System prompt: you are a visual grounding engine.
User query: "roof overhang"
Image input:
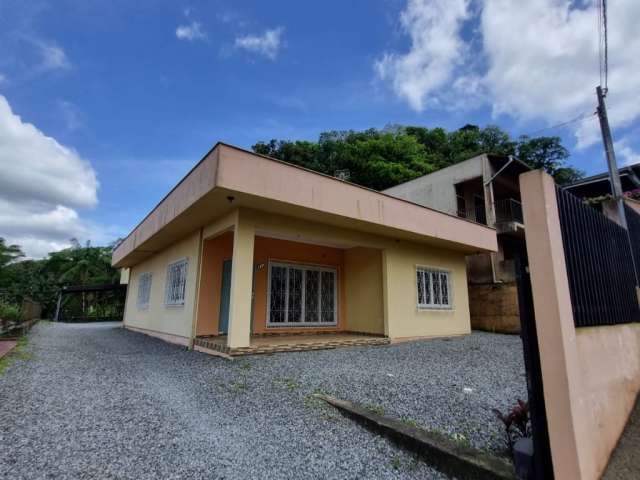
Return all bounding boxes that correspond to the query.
[112,143,498,268]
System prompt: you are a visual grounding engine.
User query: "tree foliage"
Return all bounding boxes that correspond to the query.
[253,124,583,189]
[0,240,120,318]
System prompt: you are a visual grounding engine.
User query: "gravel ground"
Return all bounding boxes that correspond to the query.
[0,322,525,479]
[603,396,640,479]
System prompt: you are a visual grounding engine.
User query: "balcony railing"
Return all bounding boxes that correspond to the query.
[457,204,487,225]
[494,198,523,224]
[457,198,523,225]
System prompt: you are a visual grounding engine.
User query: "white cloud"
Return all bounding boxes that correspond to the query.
[176,21,206,41]
[59,100,83,132]
[375,0,471,111]
[0,73,7,85]
[615,137,640,166]
[378,0,640,148]
[235,27,284,60]
[39,43,70,70]
[0,95,99,258]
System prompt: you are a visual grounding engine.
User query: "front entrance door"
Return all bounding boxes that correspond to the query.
[218,259,232,334]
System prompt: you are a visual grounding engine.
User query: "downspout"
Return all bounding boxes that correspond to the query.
[483,155,502,284]
[189,227,205,349]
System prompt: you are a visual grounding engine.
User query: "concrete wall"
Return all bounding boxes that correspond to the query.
[123,230,200,342]
[521,170,640,480]
[344,247,385,335]
[383,155,485,214]
[382,243,471,339]
[576,324,640,478]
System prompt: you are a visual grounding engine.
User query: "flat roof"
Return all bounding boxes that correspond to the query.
[112,143,497,267]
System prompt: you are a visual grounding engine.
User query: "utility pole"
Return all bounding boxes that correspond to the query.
[596,85,627,228]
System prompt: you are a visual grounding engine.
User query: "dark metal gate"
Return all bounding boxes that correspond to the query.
[513,242,555,480]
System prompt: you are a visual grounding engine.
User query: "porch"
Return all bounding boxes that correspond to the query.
[193,208,388,353]
[194,332,390,357]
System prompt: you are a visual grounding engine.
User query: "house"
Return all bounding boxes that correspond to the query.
[564,162,640,199]
[383,154,530,333]
[112,143,496,356]
[564,162,640,224]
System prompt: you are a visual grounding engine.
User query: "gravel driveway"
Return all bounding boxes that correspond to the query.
[0,322,526,479]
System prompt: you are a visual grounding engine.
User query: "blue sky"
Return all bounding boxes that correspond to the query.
[1,0,639,257]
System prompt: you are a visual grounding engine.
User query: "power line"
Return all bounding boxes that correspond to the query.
[522,111,597,137]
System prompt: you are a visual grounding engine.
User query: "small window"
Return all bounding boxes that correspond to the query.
[417,267,452,309]
[137,272,152,310]
[165,259,188,306]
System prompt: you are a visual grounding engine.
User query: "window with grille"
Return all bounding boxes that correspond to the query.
[164,259,188,306]
[137,272,152,310]
[416,267,452,309]
[267,262,337,326]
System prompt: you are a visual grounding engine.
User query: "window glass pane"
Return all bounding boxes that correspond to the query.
[287,267,303,323]
[424,271,432,304]
[432,271,441,305]
[440,272,449,306]
[320,271,335,322]
[269,266,287,323]
[304,270,320,322]
[165,261,187,305]
[417,270,425,305]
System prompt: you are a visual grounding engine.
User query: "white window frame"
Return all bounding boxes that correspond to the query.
[266,261,338,327]
[164,258,188,307]
[416,266,453,310]
[137,272,152,310]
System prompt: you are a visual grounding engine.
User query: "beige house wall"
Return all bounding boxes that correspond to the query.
[344,247,385,335]
[123,230,200,341]
[124,205,473,348]
[382,243,470,339]
[521,170,640,480]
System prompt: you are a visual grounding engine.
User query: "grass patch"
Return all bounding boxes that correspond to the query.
[230,380,248,393]
[0,336,30,375]
[302,389,329,409]
[390,454,402,470]
[237,360,251,371]
[400,417,420,428]
[364,403,385,416]
[274,377,301,391]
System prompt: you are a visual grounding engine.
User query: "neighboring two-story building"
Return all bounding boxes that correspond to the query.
[384,154,530,333]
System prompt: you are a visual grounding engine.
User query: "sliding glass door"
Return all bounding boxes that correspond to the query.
[267,262,337,327]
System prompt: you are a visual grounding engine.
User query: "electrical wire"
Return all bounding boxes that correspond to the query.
[522,111,597,137]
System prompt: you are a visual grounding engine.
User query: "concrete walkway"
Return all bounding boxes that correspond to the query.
[603,397,640,479]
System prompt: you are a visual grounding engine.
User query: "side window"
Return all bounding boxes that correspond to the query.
[165,259,188,306]
[416,267,452,309]
[137,273,152,310]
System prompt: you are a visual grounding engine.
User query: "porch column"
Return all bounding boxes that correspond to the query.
[227,210,255,349]
[381,248,394,338]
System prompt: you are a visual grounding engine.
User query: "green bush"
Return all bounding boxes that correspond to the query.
[0,302,22,323]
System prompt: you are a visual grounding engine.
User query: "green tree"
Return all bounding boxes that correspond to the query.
[0,238,24,269]
[253,124,582,189]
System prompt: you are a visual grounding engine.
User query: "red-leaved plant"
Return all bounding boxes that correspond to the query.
[492,399,532,455]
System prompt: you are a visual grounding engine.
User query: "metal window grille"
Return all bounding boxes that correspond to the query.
[137,272,152,310]
[416,267,452,309]
[267,262,337,327]
[164,259,188,306]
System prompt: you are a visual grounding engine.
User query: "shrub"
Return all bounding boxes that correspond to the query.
[492,399,531,456]
[0,302,22,323]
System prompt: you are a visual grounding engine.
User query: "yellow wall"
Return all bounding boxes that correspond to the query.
[126,207,472,345]
[344,247,385,334]
[123,230,200,340]
[383,243,470,339]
